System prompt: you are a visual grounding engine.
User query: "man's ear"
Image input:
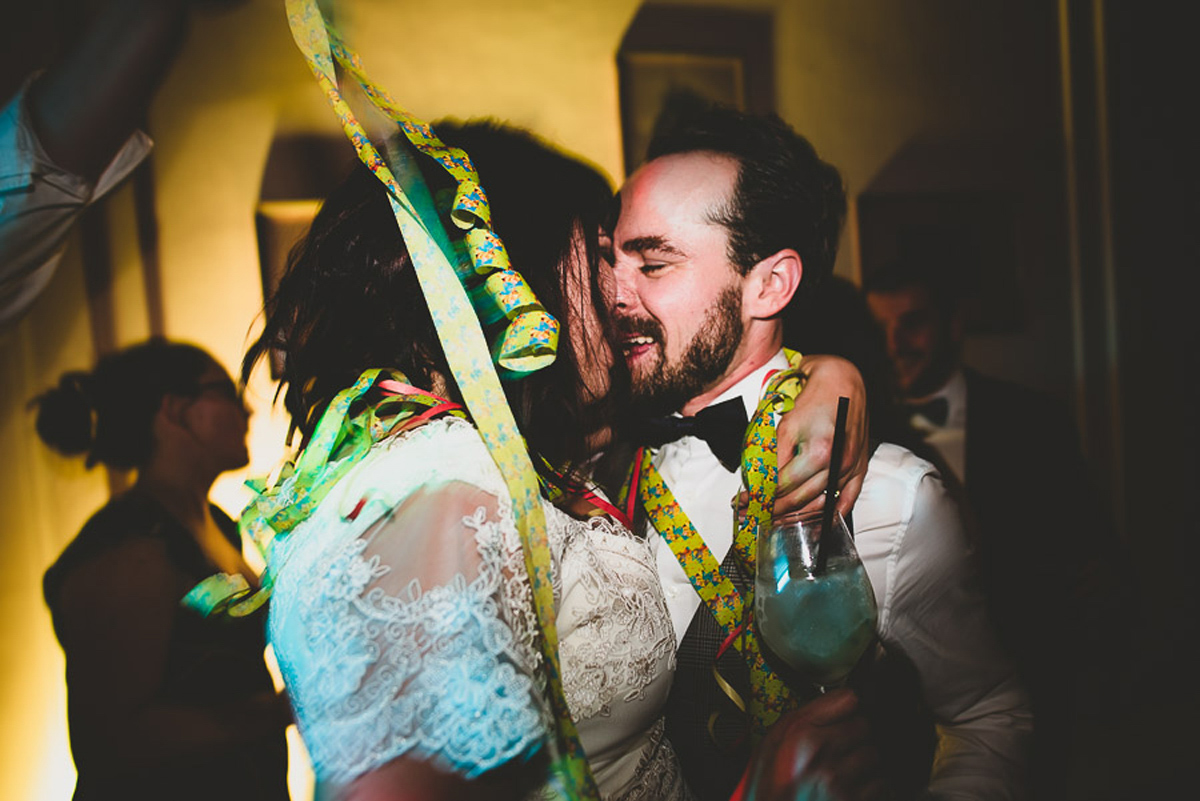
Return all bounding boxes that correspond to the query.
[744,248,802,319]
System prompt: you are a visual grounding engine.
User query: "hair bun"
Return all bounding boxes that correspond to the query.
[33,371,96,457]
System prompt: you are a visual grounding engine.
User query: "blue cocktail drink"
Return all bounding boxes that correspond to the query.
[754,510,878,689]
[755,555,877,687]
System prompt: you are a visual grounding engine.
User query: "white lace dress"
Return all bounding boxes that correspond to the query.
[267,417,689,800]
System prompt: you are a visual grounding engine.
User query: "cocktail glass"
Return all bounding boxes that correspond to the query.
[754,509,877,692]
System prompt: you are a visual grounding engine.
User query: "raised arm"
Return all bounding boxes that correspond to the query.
[0,0,226,324]
[25,0,191,181]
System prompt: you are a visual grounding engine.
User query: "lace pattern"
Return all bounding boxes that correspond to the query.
[268,418,680,797]
[555,514,676,720]
[608,719,695,801]
[271,501,544,783]
[525,719,694,801]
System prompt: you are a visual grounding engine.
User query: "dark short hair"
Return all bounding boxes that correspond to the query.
[647,103,846,298]
[862,256,961,314]
[32,338,215,470]
[243,121,623,472]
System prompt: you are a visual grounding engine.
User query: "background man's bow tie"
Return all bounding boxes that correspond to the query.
[906,396,950,427]
[636,397,748,471]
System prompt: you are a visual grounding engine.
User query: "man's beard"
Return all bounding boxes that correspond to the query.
[622,284,743,416]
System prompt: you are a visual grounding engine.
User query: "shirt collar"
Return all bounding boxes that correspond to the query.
[706,349,790,420]
[911,367,967,429]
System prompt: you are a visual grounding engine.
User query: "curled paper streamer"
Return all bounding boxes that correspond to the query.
[181,572,268,618]
[278,3,596,797]
[739,356,809,563]
[231,370,469,616]
[327,26,557,376]
[617,350,813,738]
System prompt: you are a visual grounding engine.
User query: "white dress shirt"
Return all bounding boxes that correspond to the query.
[648,350,1031,801]
[651,352,789,643]
[907,368,968,484]
[0,78,152,326]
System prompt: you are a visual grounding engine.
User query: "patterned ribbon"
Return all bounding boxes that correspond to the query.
[739,353,810,588]
[536,457,633,530]
[184,369,466,617]
[287,3,557,375]
[227,4,597,796]
[619,351,809,737]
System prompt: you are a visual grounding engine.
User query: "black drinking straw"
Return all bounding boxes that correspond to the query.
[814,396,850,575]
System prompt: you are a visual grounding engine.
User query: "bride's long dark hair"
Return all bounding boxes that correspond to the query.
[243,121,626,473]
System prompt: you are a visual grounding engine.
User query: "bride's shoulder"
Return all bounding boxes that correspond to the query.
[360,416,505,492]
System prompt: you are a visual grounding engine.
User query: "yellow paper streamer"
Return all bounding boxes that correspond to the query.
[283,2,596,796]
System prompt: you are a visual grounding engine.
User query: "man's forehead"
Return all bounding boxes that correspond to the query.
[868,285,934,315]
[616,151,738,239]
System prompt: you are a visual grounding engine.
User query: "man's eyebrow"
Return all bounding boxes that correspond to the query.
[620,235,684,257]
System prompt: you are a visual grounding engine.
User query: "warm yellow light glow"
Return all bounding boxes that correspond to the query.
[265,646,316,800]
[4,2,1069,799]
[257,199,323,221]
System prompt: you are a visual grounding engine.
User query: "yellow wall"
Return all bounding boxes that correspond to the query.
[1,2,642,798]
[0,2,1067,799]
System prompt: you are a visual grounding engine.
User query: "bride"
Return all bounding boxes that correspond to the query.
[242,122,863,800]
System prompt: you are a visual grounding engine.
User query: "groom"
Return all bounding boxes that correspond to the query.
[606,105,1031,800]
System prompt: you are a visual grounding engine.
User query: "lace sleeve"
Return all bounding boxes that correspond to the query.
[268,477,548,789]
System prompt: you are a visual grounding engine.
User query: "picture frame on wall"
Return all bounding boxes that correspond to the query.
[617,4,774,174]
[619,52,746,174]
[254,133,356,378]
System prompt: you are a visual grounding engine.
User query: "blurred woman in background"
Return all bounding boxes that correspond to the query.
[35,338,290,801]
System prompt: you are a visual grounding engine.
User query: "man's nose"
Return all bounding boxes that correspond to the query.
[609,264,638,311]
[884,325,903,356]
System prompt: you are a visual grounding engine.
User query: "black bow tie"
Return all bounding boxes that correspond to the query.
[636,397,748,471]
[906,396,950,427]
